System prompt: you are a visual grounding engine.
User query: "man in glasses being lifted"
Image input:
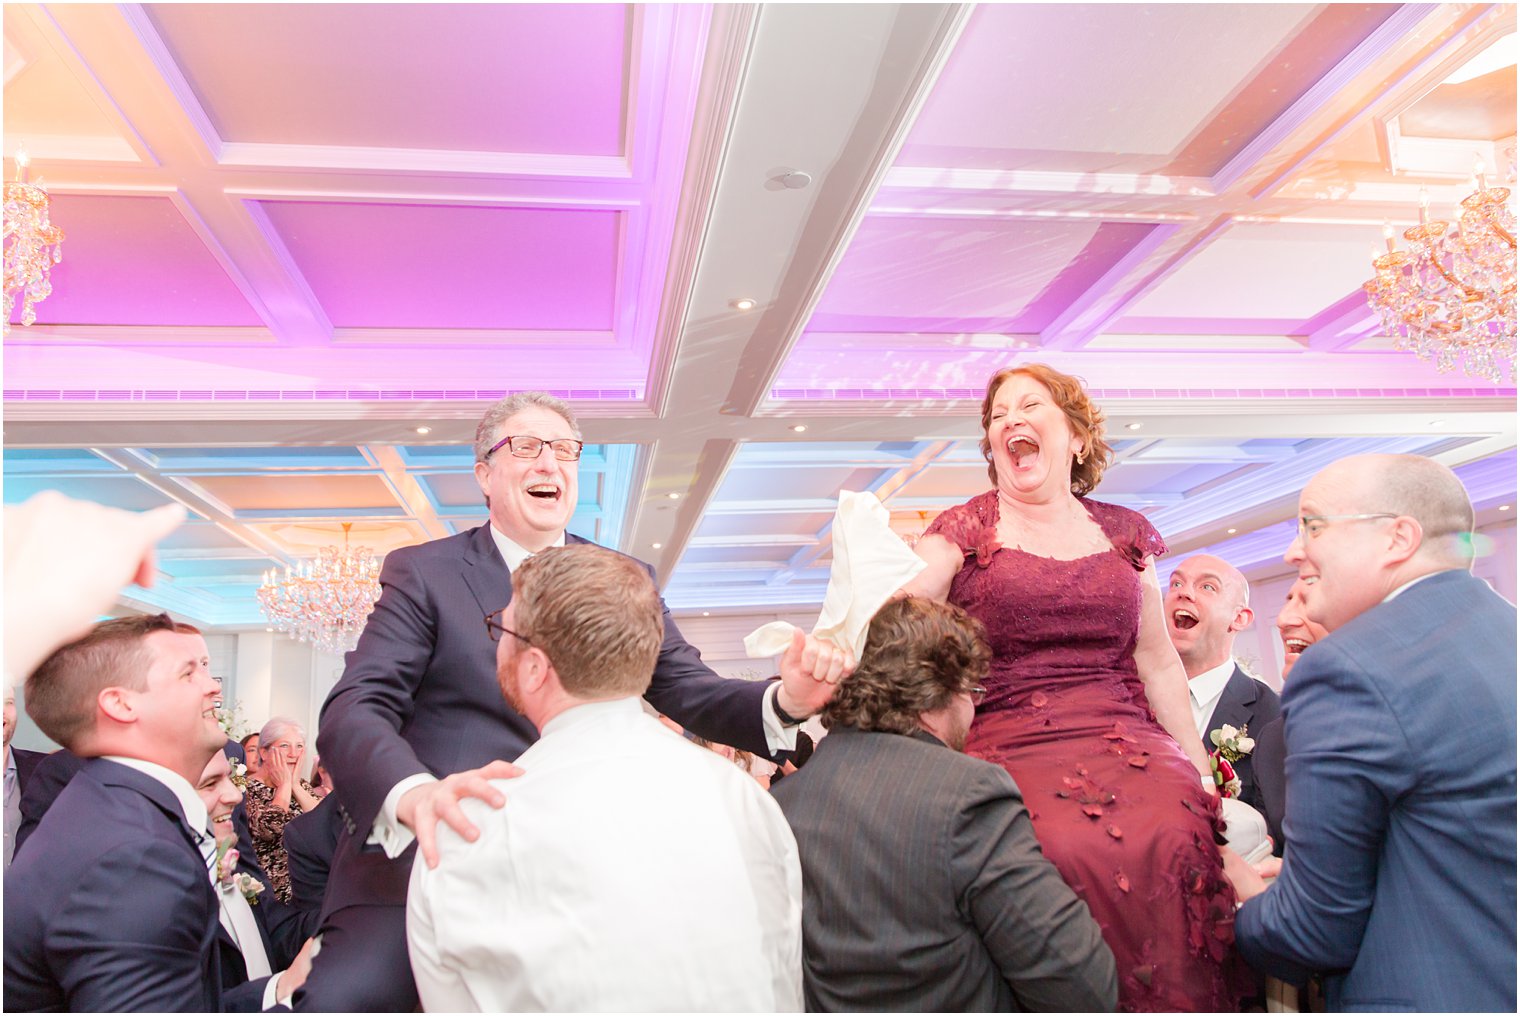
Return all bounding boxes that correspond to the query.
[302,392,850,1011]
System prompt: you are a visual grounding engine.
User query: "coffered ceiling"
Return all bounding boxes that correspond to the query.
[4,3,1515,627]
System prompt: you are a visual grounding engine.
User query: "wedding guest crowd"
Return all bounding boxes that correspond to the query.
[3,376,1515,1014]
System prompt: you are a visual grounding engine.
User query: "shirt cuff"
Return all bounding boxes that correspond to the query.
[762,683,800,754]
[263,973,283,1010]
[367,773,438,858]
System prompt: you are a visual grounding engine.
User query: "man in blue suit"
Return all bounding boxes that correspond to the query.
[301,391,850,1011]
[1227,454,1517,1012]
[4,614,291,1010]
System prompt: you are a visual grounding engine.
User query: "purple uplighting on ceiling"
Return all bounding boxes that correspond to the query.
[146,4,630,154]
[15,195,262,328]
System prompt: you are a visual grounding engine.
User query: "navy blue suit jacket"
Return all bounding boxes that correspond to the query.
[4,758,224,1011]
[316,525,772,910]
[12,746,311,972]
[1235,570,1517,1011]
[282,797,342,917]
[1200,666,1281,818]
[1252,715,1287,858]
[12,746,45,791]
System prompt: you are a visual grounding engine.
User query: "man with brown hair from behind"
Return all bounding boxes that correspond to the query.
[406,544,803,1011]
[4,613,308,1011]
[770,597,1118,1012]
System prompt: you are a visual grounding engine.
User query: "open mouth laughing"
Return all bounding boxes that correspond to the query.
[1006,435,1040,470]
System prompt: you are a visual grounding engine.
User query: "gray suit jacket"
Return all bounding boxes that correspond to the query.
[770,726,1117,1012]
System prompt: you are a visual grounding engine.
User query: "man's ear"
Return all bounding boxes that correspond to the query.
[97,686,136,724]
[1230,605,1255,633]
[519,647,553,696]
[473,460,493,503]
[1386,515,1423,565]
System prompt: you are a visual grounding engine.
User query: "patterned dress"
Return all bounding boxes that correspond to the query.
[927,492,1244,1011]
[244,777,318,904]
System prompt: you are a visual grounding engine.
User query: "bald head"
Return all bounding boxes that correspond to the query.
[1165,553,1254,677]
[1287,454,1475,632]
[1331,456,1471,568]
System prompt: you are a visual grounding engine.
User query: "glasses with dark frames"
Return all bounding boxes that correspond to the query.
[485,435,584,462]
[484,607,532,645]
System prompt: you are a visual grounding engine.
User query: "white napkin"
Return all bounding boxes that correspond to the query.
[744,491,926,662]
[1219,797,1273,864]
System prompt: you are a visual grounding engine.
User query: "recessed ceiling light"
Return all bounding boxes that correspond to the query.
[1501,505,1512,512]
[652,542,663,550]
[415,426,431,435]
[731,298,757,311]
[666,492,681,500]
[702,611,710,616]
[1226,528,1238,534]
[265,627,274,633]
[791,424,808,433]
[1125,422,1142,431]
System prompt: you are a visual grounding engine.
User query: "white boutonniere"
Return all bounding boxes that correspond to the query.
[1207,723,1255,799]
[231,872,265,907]
[212,839,265,906]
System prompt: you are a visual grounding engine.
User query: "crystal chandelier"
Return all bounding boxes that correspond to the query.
[257,524,382,654]
[3,151,65,336]
[1363,162,1516,383]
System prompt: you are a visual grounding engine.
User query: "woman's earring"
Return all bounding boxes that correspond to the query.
[1075,448,1086,465]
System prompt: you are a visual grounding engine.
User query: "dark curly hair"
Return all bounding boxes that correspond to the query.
[978,363,1113,496]
[821,598,991,735]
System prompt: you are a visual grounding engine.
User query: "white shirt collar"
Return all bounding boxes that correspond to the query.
[1383,570,1450,604]
[488,522,566,572]
[101,755,208,836]
[1188,658,1238,741]
[1188,658,1237,705]
[539,697,644,739]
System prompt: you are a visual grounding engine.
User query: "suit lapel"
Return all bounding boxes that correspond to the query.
[1207,668,1257,733]
[88,758,207,856]
[461,523,513,616]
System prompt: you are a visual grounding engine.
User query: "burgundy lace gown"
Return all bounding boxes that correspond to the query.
[927,492,1240,1012]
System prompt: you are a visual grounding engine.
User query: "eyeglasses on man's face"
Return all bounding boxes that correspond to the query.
[485,434,584,462]
[1296,513,1398,541]
[967,685,987,706]
[484,607,532,645]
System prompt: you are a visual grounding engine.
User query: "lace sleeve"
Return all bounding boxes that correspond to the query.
[923,502,979,555]
[1133,512,1167,562]
[1087,498,1167,571]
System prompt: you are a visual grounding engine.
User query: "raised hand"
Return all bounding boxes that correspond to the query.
[397,760,525,869]
[776,628,853,721]
[4,493,186,682]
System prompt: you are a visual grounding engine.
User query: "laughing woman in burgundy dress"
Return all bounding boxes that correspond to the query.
[901,364,1242,1011]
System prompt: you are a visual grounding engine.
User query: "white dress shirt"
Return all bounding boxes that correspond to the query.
[406,697,804,1012]
[1188,659,1237,742]
[369,523,798,857]
[4,748,19,868]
